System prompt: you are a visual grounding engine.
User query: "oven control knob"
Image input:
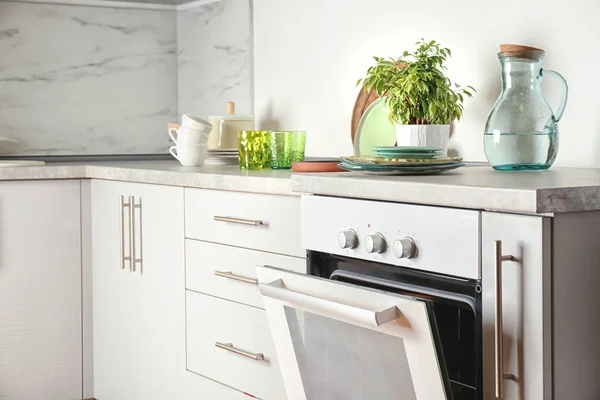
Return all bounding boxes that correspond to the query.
[393,237,417,259]
[364,233,386,254]
[337,230,358,249]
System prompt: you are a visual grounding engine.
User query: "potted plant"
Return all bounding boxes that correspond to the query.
[357,39,475,154]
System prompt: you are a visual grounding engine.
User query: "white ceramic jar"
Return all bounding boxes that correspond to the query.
[208,102,253,150]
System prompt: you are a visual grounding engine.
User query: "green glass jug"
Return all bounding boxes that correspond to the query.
[484,47,568,170]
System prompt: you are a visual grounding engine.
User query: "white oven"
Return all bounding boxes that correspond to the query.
[256,195,486,400]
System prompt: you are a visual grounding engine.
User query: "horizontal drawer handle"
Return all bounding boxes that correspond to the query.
[215,342,265,361]
[214,270,258,285]
[213,216,264,226]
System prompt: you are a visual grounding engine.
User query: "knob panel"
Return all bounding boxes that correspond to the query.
[393,237,417,259]
[364,233,386,254]
[337,230,358,249]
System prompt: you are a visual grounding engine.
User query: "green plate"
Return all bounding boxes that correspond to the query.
[338,162,465,175]
[372,151,442,160]
[341,156,463,167]
[372,146,442,153]
[354,98,397,156]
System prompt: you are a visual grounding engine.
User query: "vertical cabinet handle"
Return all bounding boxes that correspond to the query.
[130,196,143,272]
[130,196,136,272]
[494,240,517,399]
[120,195,132,269]
[135,198,143,270]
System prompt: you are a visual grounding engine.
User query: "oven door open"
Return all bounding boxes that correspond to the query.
[256,265,453,400]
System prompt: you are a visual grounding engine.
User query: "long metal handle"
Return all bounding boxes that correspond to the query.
[215,342,264,361]
[213,216,264,226]
[259,278,399,327]
[214,270,258,285]
[129,196,136,272]
[135,198,143,271]
[130,197,143,272]
[495,240,517,399]
[120,195,131,269]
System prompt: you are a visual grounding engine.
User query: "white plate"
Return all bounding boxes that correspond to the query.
[204,157,238,165]
[209,149,238,153]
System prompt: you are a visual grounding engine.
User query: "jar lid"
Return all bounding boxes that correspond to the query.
[208,101,253,121]
[499,44,545,60]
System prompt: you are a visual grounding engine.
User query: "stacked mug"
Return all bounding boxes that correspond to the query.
[168,115,212,166]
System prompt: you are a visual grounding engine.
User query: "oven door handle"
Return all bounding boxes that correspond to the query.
[259,278,399,327]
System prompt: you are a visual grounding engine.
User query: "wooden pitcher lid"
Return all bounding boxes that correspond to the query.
[499,44,545,60]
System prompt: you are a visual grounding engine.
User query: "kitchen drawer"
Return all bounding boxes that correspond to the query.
[185,188,303,257]
[186,291,285,400]
[186,239,305,309]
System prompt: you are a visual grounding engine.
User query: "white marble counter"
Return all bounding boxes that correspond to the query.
[0,161,296,196]
[291,167,600,214]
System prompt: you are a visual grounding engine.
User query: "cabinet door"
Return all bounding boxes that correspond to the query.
[482,212,552,400]
[0,180,82,400]
[134,183,185,399]
[92,180,139,400]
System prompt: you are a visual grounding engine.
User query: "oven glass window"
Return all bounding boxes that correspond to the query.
[284,306,418,400]
[309,252,481,400]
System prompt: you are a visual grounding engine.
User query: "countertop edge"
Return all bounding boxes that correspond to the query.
[0,164,298,196]
[291,174,540,214]
[84,165,299,196]
[535,186,600,213]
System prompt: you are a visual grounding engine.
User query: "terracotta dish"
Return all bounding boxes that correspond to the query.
[292,160,346,173]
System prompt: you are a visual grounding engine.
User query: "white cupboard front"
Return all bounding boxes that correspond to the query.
[481,212,551,400]
[186,291,286,400]
[186,239,306,309]
[0,180,82,400]
[92,180,185,400]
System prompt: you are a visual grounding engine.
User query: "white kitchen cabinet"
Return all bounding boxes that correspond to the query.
[0,180,82,400]
[91,180,185,400]
[186,291,286,400]
[186,239,306,309]
[185,188,303,257]
[481,212,552,400]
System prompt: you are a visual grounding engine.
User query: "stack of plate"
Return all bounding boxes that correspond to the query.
[204,149,239,165]
[339,147,464,175]
[371,146,444,159]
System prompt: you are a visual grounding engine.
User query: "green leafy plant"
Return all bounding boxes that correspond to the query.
[357,39,475,125]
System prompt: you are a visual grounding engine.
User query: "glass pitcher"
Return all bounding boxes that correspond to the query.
[484,49,568,170]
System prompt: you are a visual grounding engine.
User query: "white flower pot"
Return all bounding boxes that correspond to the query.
[395,124,450,156]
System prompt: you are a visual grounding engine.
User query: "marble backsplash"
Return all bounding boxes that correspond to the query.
[0,0,251,156]
[177,0,251,119]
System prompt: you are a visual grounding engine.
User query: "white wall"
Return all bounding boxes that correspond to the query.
[253,0,600,167]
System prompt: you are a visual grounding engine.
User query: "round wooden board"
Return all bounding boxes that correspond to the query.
[350,88,379,144]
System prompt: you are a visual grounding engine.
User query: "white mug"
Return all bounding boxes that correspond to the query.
[168,126,210,145]
[181,114,212,131]
[169,144,207,166]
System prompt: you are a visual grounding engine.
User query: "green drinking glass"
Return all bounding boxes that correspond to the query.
[238,130,271,170]
[270,131,306,169]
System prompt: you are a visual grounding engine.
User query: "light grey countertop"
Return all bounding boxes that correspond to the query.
[3,160,600,213]
[292,166,600,214]
[0,160,297,196]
